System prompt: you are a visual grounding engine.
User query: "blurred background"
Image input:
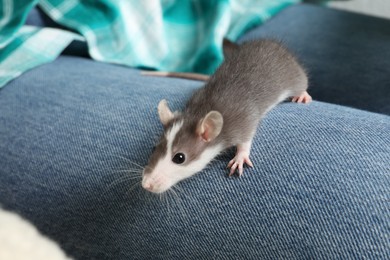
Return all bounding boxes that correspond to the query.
[328,0,390,19]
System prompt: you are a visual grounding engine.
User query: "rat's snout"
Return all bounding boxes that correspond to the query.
[142,181,154,192]
[141,178,164,193]
[142,173,170,194]
[141,170,152,191]
[141,174,155,192]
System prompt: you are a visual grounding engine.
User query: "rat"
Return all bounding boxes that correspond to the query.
[142,39,312,194]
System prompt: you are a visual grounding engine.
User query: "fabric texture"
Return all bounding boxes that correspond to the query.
[0,26,82,87]
[0,55,389,259]
[239,4,390,115]
[0,3,389,259]
[0,0,299,88]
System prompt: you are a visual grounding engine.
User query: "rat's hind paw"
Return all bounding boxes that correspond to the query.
[227,153,253,177]
[291,91,312,104]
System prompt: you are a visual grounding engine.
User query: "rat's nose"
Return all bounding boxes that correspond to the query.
[142,181,154,192]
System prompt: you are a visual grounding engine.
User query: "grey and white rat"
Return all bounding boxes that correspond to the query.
[142,39,312,193]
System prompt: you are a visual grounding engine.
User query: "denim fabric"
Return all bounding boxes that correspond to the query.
[239,4,390,115]
[0,55,389,259]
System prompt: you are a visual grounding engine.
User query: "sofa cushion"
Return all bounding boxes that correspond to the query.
[0,55,389,259]
[239,4,390,115]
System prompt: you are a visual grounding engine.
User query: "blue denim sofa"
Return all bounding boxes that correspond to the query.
[0,4,389,259]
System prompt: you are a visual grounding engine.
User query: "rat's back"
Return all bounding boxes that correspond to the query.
[208,40,307,105]
[186,40,308,146]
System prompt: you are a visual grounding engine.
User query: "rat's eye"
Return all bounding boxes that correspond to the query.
[172,153,186,164]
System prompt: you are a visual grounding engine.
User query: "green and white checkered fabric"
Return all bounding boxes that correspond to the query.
[0,0,300,88]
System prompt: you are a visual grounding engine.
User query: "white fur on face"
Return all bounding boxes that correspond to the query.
[166,120,183,157]
[142,120,223,193]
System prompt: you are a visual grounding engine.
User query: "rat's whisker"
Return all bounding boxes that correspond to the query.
[172,185,183,193]
[126,180,142,195]
[104,175,140,193]
[110,169,143,175]
[113,168,143,172]
[169,188,180,208]
[165,193,172,218]
[172,185,191,201]
[118,175,142,180]
[143,189,153,203]
[170,187,179,202]
[108,171,143,179]
[170,186,187,218]
[112,155,145,169]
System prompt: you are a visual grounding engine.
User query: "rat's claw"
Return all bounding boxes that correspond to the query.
[292,91,312,104]
[245,157,254,168]
[227,159,235,168]
[227,154,254,177]
[229,162,238,176]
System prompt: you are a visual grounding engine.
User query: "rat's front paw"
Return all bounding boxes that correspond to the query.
[227,153,253,177]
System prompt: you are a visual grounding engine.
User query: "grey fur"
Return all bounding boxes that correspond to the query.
[182,40,307,146]
[146,40,308,172]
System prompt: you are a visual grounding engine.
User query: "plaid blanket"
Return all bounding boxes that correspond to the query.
[0,0,299,88]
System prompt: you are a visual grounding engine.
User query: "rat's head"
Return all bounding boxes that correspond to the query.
[142,99,224,193]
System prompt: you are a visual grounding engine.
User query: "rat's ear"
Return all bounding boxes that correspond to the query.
[222,38,239,59]
[158,99,174,126]
[197,111,223,142]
